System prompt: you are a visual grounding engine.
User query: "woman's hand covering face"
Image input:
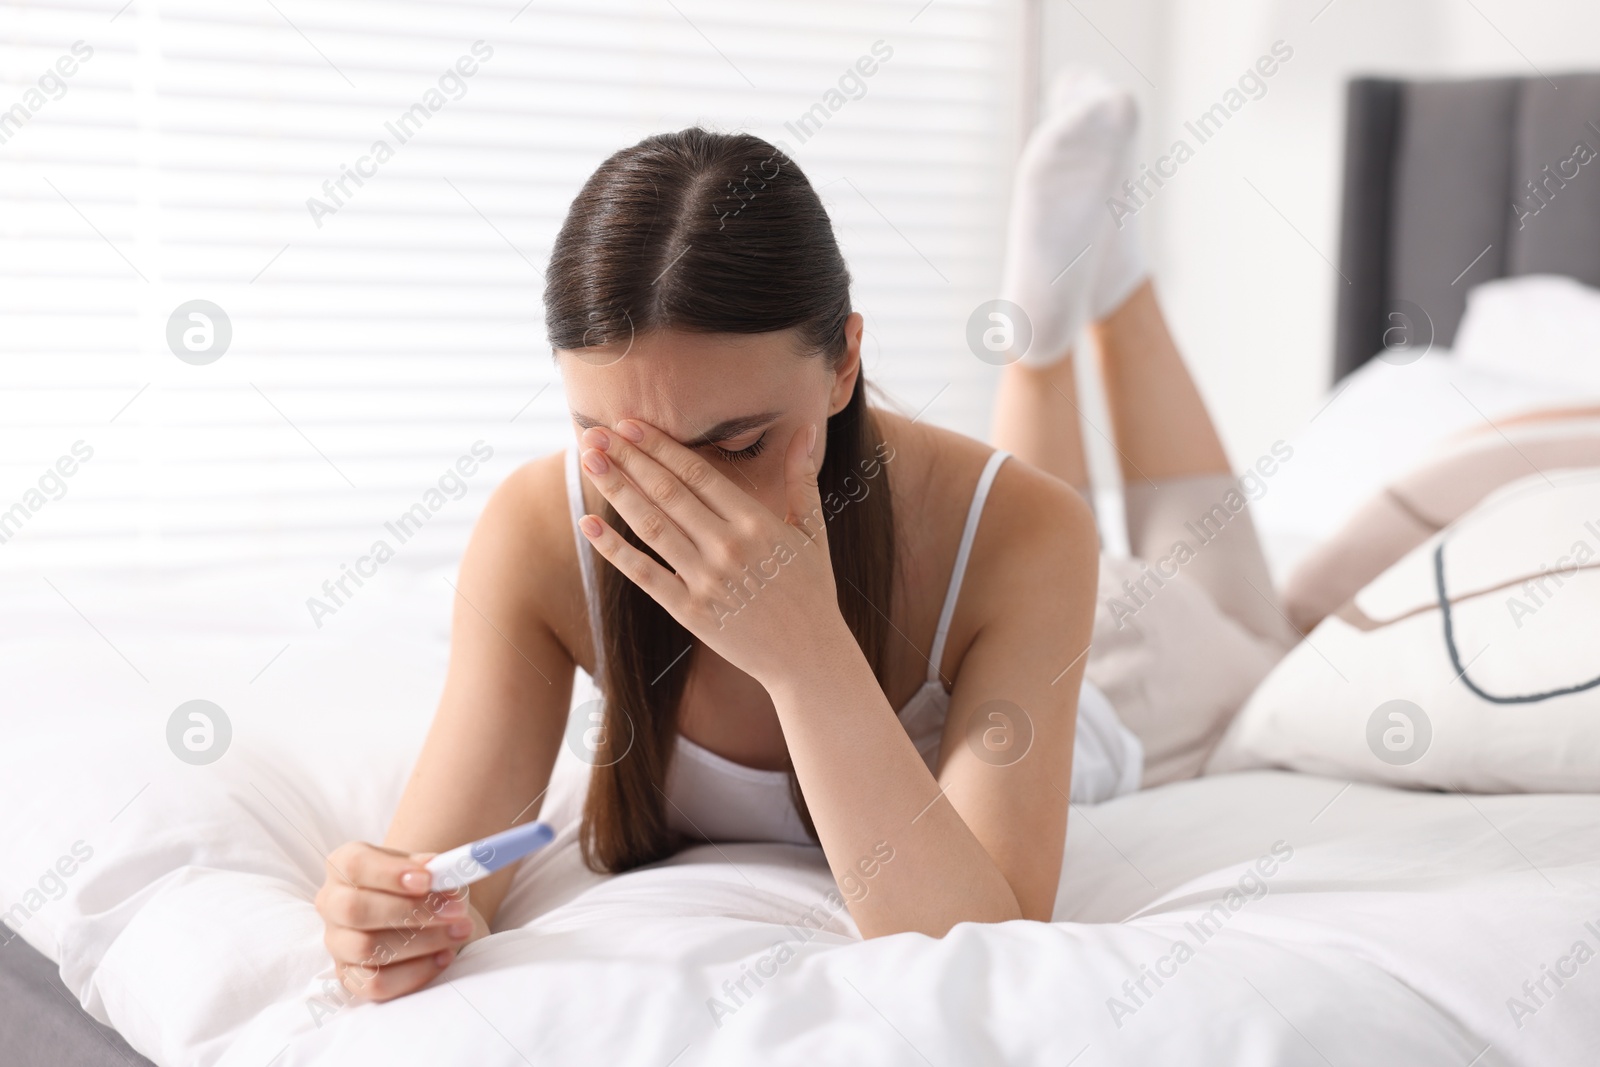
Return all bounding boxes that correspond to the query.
[575,417,849,689]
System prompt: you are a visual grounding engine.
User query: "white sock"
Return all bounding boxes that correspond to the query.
[998,68,1136,368]
[1089,167,1148,321]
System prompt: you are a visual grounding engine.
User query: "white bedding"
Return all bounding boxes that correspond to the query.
[4,564,1598,1066]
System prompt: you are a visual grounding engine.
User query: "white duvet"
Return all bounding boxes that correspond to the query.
[3,565,1598,1066]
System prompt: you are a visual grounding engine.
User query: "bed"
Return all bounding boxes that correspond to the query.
[6,72,1600,1066]
[3,564,1597,1067]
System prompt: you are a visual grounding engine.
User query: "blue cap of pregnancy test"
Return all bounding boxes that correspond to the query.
[469,820,556,872]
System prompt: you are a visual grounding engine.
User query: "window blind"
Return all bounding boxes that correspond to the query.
[0,0,1024,571]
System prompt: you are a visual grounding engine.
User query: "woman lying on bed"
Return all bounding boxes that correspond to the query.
[314,73,1298,1002]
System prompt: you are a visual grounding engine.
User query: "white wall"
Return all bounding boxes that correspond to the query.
[0,0,1025,571]
[1036,0,1600,468]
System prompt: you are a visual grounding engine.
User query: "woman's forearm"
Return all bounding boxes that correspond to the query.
[764,620,1023,938]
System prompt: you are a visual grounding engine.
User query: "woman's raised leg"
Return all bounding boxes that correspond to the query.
[1088,280,1229,482]
[1091,281,1297,652]
[988,70,1140,498]
[985,63,1296,651]
[990,354,1092,493]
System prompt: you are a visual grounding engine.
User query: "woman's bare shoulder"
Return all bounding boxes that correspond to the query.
[872,407,992,512]
[457,448,590,667]
[872,406,1087,537]
[478,449,573,546]
[871,405,1097,630]
[966,448,1099,628]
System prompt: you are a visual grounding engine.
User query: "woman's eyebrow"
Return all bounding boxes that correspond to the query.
[570,410,782,448]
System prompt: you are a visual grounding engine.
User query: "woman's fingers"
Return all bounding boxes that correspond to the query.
[583,422,728,534]
[317,880,467,931]
[316,842,471,1006]
[580,439,703,569]
[325,916,472,970]
[783,421,825,539]
[578,512,689,613]
[611,419,750,520]
[338,952,454,1003]
[326,840,433,896]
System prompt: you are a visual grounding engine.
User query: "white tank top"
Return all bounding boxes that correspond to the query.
[563,446,1141,845]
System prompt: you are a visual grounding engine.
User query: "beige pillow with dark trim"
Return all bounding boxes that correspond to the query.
[1282,410,1600,634]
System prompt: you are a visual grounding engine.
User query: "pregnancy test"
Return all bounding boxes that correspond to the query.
[425,821,556,892]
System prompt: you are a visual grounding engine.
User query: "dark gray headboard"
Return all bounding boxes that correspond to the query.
[1333,73,1600,380]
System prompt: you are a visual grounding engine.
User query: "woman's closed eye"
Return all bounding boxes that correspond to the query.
[712,431,768,463]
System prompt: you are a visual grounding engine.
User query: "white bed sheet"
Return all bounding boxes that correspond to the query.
[2,564,1597,1066]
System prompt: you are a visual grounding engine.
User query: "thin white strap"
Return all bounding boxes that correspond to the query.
[926,450,1010,685]
[565,447,606,679]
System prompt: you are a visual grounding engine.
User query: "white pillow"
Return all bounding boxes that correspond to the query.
[1208,468,1600,792]
[1454,274,1600,393]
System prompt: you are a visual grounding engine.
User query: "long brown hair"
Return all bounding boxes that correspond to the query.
[546,128,896,872]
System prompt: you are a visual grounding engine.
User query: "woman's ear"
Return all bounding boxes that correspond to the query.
[827,312,865,416]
